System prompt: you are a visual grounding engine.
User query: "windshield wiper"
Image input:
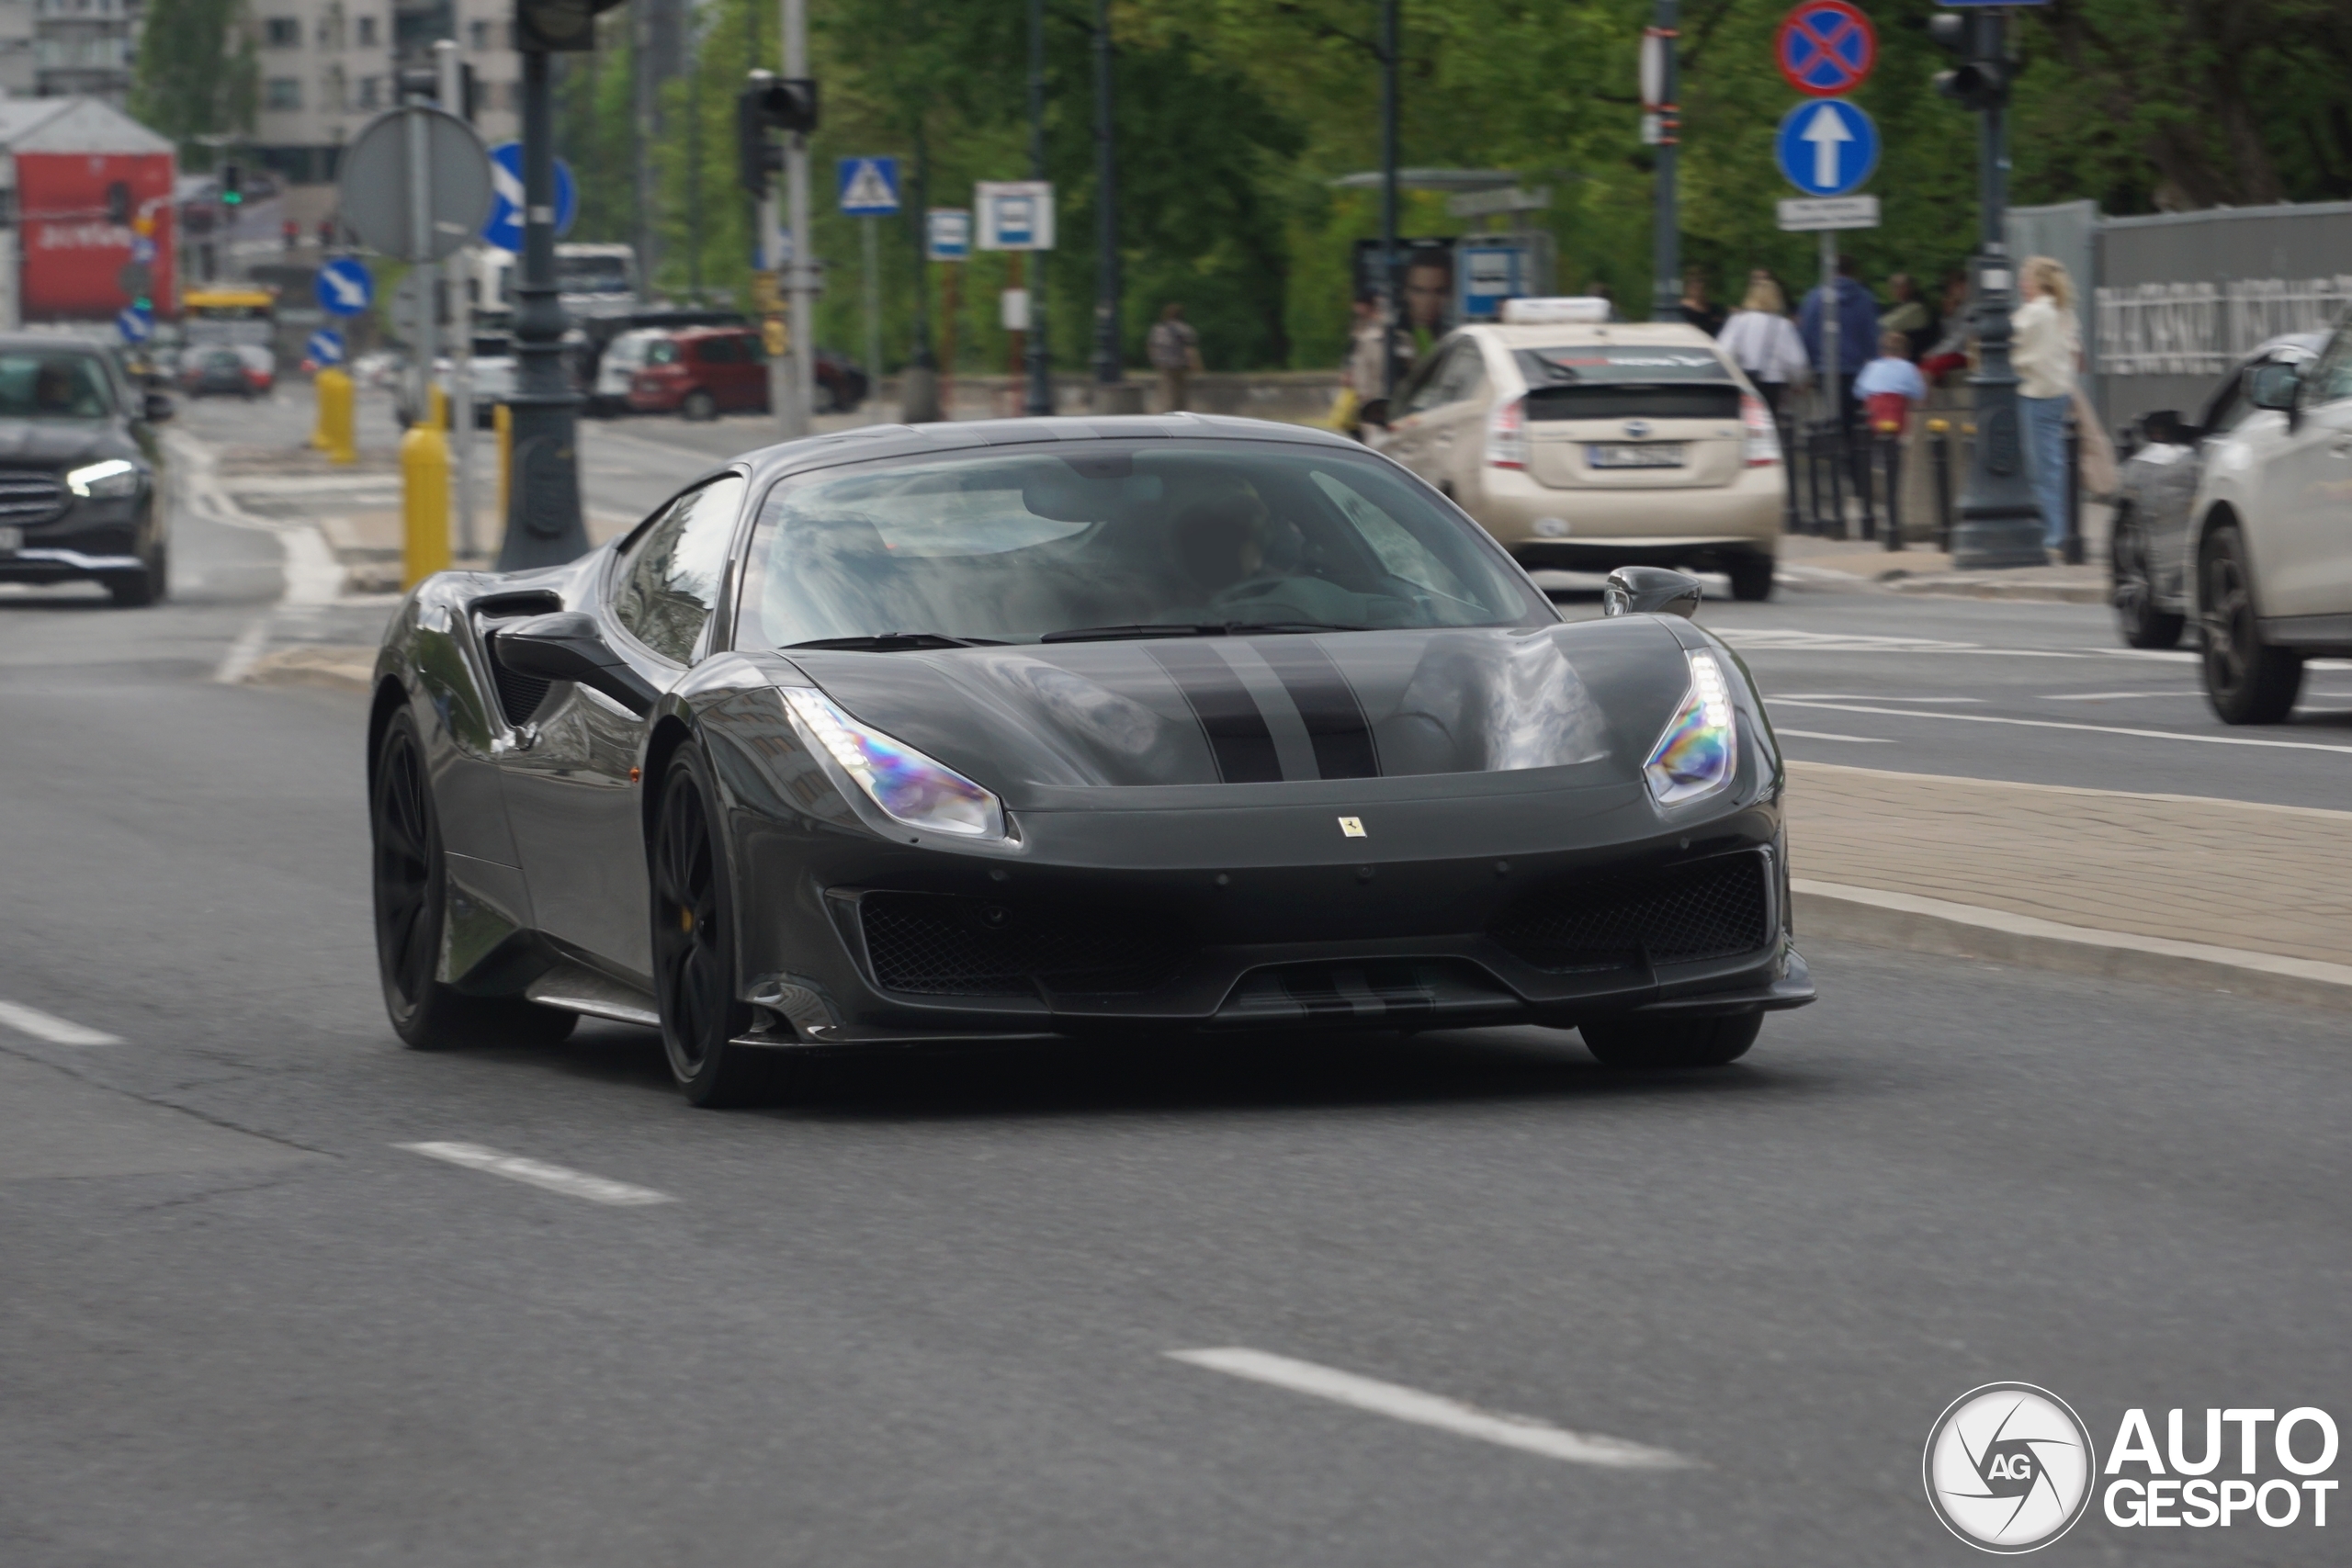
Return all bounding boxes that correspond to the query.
[786,632,1005,651]
[1040,621,1368,644]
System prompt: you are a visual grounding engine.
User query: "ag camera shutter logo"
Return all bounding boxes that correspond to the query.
[1923,1382,2097,1552]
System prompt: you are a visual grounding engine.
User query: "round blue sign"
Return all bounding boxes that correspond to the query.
[306,329,345,367]
[1774,97,1879,198]
[482,142,578,254]
[315,256,374,317]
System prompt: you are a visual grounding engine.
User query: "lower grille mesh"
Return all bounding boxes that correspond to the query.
[860,894,1187,998]
[1488,854,1770,973]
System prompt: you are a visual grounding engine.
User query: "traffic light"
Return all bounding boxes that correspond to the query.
[220,164,243,206]
[735,73,819,196]
[397,61,481,116]
[1928,10,2008,112]
[514,0,629,53]
[105,180,130,226]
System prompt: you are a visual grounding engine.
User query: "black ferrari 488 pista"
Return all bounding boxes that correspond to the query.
[368,413,1812,1104]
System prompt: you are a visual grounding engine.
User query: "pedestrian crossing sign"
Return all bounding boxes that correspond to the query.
[837,157,901,216]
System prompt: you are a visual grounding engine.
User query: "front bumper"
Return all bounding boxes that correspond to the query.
[730,820,1811,1047]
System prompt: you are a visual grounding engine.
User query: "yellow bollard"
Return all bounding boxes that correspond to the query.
[494,400,513,532]
[426,379,449,432]
[310,375,331,450]
[318,369,356,466]
[401,419,451,589]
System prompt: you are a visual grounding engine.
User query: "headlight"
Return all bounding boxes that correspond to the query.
[65,458,141,499]
[1643,651,1736,806]
[781,687,1005,840]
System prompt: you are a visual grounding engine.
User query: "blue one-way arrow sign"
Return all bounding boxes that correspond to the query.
[1774,97,1878,197]
[314,256,374,317]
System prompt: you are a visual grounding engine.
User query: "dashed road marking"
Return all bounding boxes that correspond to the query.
[1167,1348,1692,1470]
[1772,699,2352,756]
[0,999,122,1045]
[1776,728,1894,743]
[397,1142,674,1206]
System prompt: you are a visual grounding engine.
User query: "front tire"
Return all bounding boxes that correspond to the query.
[1581,1010,1761,1068]
[372,707,576,1050]
[2111,505,2184,649]
[681,389,718,423]
[650,748,771,1108]
[2199,525,2301,725]
[107,541,164,607]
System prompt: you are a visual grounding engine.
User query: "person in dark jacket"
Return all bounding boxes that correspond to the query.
[1799,256,1882,499]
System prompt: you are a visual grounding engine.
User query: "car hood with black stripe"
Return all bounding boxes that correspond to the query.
[782,618,1702,807]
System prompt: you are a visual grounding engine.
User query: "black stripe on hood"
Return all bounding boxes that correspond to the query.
[1257,638,1381,780]
[1147,641,1282,783]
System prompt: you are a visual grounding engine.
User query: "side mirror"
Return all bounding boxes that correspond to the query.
[493,611,660,716]
[1357,397,1391,430]
[2139,409,2188,446]
[1602,566,1703,619]
[141,390,174,423]
[2247,363,2301,413]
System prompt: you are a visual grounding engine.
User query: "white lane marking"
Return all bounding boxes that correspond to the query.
[1775,728,1894,743]
[214,613,273,683]
[2041,690,2194,701]
[1167,1348,1692,1471]
[0,998,122,1045]
[1771,693,1983,703]
[397,1142,674,1206]
[1772,699,2352,756]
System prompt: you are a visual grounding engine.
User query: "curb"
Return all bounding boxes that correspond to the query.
[239,644,376,693]
[1794,879,2352,1012]
[1885,576,2107,604]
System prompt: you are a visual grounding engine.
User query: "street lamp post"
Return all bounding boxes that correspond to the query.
[1089,0,1125,405]
[498,45,590,570]
[1378,0,1398,397]
[1023,0,1053,415]
[1646,0,1679,323]
[1936,6,2045,570]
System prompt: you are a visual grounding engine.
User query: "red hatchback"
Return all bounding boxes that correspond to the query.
[627,328,769,420]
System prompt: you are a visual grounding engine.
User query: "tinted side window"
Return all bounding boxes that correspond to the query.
[699,337,741,366]
[2309,330,2352,406]
[610,474,750,663]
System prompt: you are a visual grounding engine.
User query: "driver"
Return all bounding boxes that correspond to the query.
[32,360,81,415]
[1171,491,1275,602]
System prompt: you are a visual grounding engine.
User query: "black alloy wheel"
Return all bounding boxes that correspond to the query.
[650,749,768,1107]
[107,539,165,608]
[2199,525,2301,725]
[1580,1010,1762,1069]
[372,707,575,1049]
[2110,506,2184,649]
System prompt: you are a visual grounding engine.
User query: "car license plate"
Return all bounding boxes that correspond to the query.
[1588,443,1686,468]
[0,525,20,554]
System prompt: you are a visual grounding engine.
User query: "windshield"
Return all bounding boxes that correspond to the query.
[736,441,1552,648]
[557,254,635,295]
[0,354,114,418]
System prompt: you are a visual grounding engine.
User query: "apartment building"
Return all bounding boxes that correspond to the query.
[33,0,134,103]
[251,0,521,186]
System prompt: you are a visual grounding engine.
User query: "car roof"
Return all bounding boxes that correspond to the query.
[0,333,113,355]
[1463,321,1724,352]
[727,412,1365,489]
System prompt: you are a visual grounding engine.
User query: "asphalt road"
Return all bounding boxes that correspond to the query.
[0,418,2345,1563]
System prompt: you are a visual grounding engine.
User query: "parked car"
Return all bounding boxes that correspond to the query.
[814,348,869,414]
[0,335,174,606]
[2109,333,2324,649]
[2178,318,2352,723]
[182,345,263,399]
[1362,298,1785,601]
[626,327,770,420]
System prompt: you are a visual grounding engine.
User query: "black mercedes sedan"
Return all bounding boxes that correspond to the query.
[368,414,1813,1106]
[0,334,175,606]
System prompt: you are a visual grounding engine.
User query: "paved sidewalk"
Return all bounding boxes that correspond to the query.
[1780,534,2109,604]
[1786,759,2352,976]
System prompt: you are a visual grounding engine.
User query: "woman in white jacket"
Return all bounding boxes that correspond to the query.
[2012,255,2083,551]
[1718,272,1810,422]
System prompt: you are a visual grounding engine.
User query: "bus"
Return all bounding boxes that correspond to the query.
[180,284,279,390]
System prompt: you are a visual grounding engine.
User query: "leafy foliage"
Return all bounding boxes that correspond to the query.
[130,0,257,161]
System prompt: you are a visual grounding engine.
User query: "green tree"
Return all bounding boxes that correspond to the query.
[130,0,257,161]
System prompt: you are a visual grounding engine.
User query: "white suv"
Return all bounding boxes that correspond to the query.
[1365,301,1785,600]
[2188,318,2352,723]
